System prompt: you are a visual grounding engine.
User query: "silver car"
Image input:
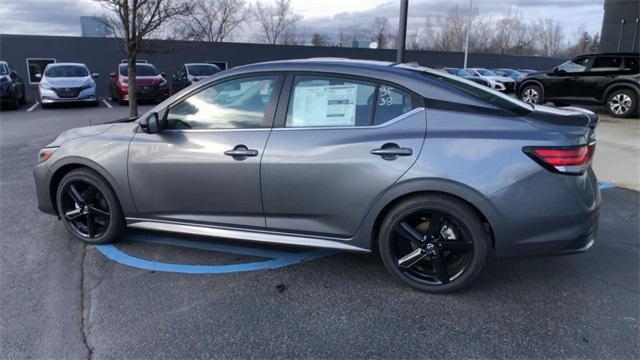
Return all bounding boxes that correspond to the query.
[37,63,99,107]
[34,59,601,293]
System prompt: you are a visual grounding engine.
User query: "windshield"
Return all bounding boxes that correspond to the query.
[476,69,497,76]
[44,65,89,78]
[187,64,219,76]
[452,69,472,76]
[402,65,532,116]
[0,64,8,75]
[119,64,158,76]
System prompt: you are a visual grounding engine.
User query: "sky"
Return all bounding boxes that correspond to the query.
[0,0,605,44]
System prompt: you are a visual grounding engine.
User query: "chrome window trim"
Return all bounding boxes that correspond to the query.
[126,217,369,253]
[273,107,425,131]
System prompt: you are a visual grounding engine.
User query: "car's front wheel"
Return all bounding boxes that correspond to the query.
[606,89,638,118]
[56,168,125,244]
[378,195,490,293]
[520,84,544,105]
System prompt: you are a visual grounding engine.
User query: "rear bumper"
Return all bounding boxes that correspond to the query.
[488,167,601,258]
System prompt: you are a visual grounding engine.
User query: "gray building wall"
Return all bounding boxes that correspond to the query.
[600,0,640,52]
[0,34,567,100]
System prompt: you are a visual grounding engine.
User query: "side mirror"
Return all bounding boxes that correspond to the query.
[139,113,161,134]
[161,72,166,77]
[35,73,42,79]
[92,73,99,78]
[109,72,116,78]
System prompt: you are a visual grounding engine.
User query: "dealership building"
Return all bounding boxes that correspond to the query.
[600,0,640,52]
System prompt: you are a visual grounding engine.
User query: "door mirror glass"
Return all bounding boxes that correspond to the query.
[140,113,161,134]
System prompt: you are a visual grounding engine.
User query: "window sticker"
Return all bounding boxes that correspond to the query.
[290,84,357,127]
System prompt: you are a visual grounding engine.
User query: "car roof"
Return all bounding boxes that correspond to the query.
[47,62,87,67]
[185,63,218,66]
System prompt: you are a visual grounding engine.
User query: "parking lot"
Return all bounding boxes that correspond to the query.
[1,103,638,359]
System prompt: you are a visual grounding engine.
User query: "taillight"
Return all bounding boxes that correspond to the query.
[523,143,595,175]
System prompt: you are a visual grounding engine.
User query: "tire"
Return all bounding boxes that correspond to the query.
[606,89,638,118]
[378,195,490,293]
[56,168,125,244]
[520,84,544,105]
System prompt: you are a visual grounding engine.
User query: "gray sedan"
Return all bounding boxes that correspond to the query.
[33,59,600,293]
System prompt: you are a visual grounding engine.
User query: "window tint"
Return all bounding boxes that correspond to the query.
[557,57,590,73]
[590,57,622,72]
[374,86,414,125]
[166,75,278,130]
[286,76,376,127]
[623,57,639,73]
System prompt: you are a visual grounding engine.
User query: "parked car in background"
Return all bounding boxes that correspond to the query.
[37,63,98,108]
[517,69,538,75]
[517,53,640,118]
[109,63,169,105]
[441,67,491,87]
[171,63,221,93]
[494,68,525,81]
[0,60,26,109]
[34,59,600,293]
[466,68,516,93]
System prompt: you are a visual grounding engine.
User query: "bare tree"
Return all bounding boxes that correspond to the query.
[178,0,248,42]
[310,33,329,47]
[254,0,301,45]
[370,17,390,49]
[95,0,192,117]
[487,10,535,55]
[433,5,467,51]
[536,18,564,57]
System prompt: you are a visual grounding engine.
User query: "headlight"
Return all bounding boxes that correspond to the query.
[40,82,53,90]
[38,147,58,162]
[80,82,94,90]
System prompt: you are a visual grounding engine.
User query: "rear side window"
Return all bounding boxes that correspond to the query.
[590,57,622,72]
[374,86,414,125]
[286,76,376,127]
[623,57,639,73]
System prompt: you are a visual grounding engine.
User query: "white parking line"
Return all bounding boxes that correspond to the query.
[102,99,113,108]
[26,102,40,112]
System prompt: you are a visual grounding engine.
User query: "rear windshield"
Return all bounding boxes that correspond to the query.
[187,64,219,76]
[119,64,158,76]
[410,67,532,116]
[0,63,8,75]
[44,65,89,78]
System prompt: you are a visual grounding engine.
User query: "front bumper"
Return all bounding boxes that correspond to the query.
[39,87,97,104]
[33,161,56,215]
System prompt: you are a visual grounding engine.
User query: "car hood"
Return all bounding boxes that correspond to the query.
[132,76,163,86]
[42,77,92,87]
[48,124,113,147]
[484,75,515,83]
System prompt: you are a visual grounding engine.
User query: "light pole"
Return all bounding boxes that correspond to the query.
[463,0,473,69]
[397,0,409,63]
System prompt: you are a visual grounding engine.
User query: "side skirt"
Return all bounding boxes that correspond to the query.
[125,218,370,253]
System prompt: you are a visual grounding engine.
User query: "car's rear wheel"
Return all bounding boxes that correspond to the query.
[56,168,124,244]
[378,195,490,293]
[606,89,638,118]
[520,84,544,105]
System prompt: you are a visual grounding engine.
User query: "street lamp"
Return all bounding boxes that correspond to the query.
[463,0,473,68]
[397,0,409,63]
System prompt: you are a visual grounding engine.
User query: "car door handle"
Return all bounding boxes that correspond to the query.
[370,144,413,160]
[224,145,259,160]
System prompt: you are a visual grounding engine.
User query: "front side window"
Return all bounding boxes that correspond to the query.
[166,75,278,130]
[286,76,376,127]
[44,65,89,78]
[557,57,590,73]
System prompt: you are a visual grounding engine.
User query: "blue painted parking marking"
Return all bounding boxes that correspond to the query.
[96,233,334,274]
[599,182,616,190]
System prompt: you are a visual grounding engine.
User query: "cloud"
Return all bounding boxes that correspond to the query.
[0,0,105,35]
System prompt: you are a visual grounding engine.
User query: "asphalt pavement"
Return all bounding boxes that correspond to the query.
[1,103,638,359]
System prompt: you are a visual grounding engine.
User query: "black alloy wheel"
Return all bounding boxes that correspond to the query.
[379,195,489,293]
[56,168,124,244]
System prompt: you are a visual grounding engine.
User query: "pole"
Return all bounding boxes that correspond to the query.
[397,0,409,63]
[463,0,473,69]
